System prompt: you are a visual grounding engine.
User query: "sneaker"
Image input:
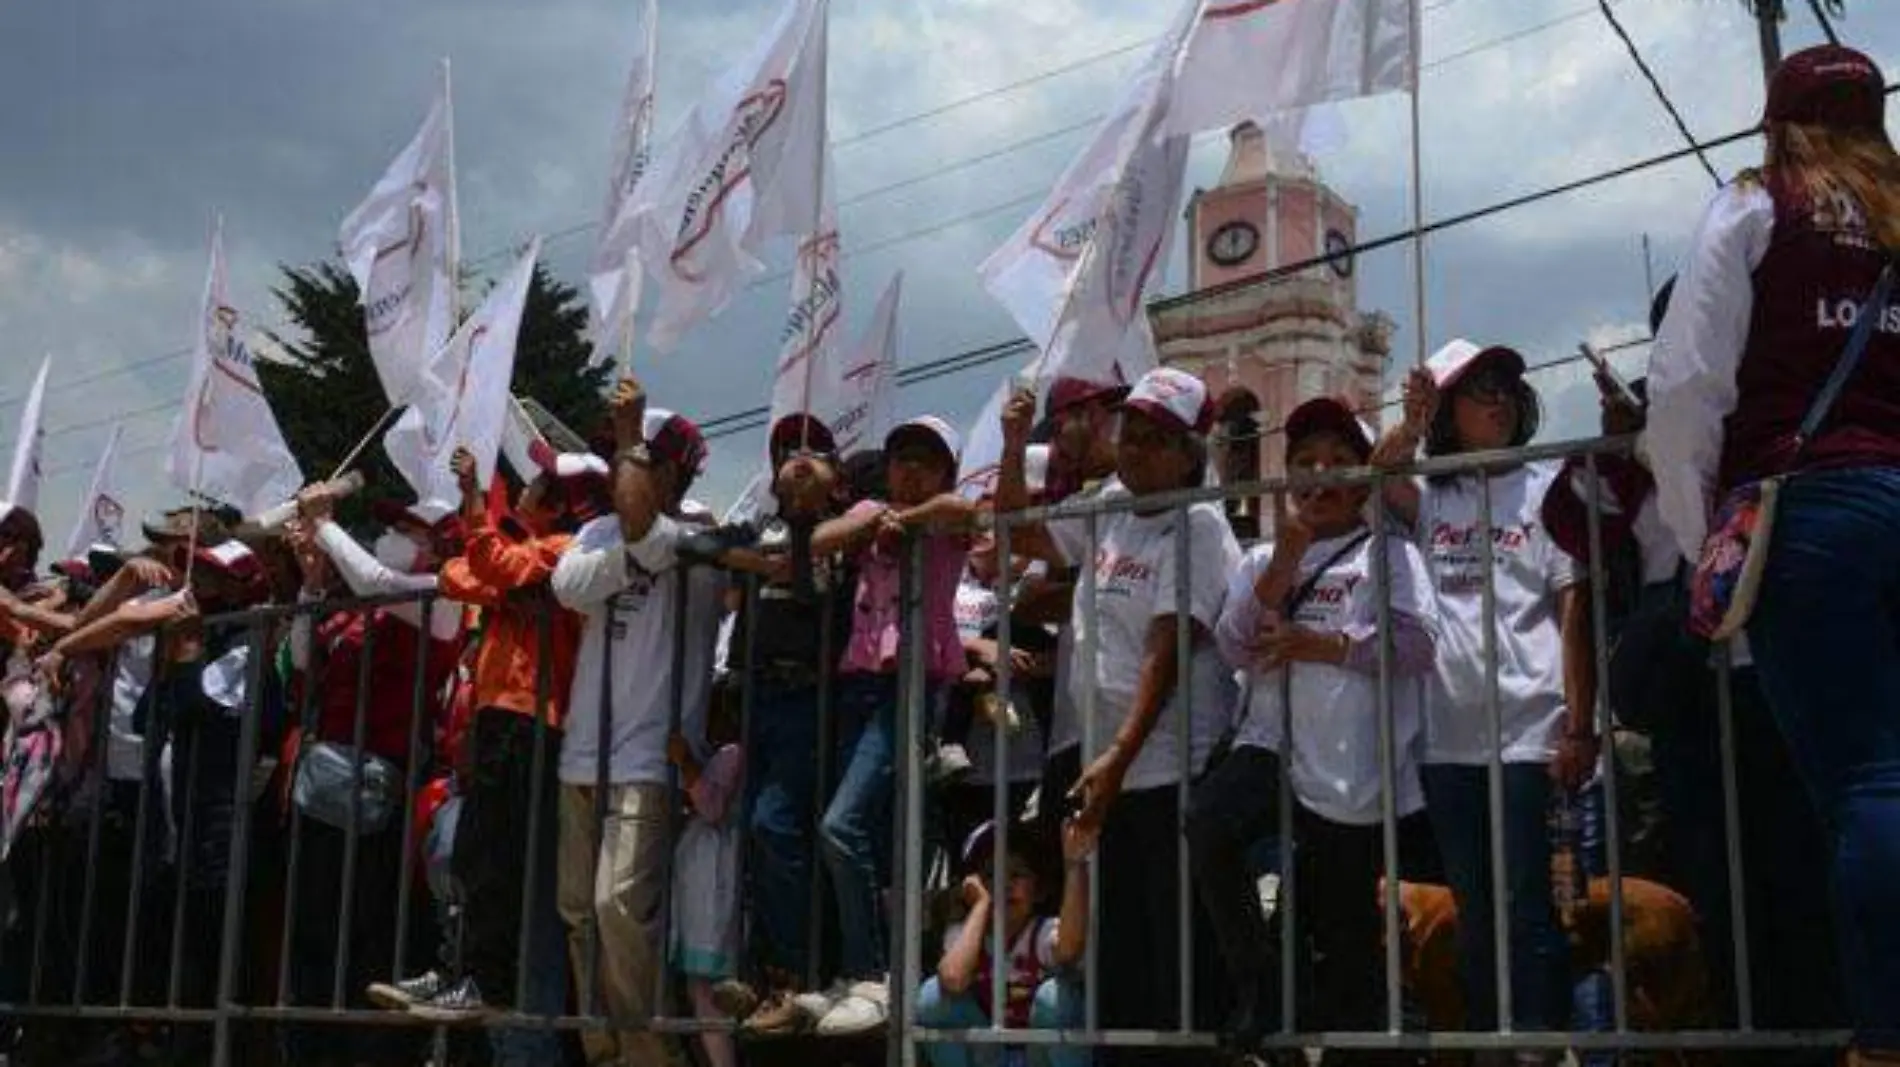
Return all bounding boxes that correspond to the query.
[743,989,807,1036]
[366,969,448,1010]
[928,743,974,784]
[815,978,890,1035]
[790,979,852,1024]
[711,979,760,1021]
[407,975,489,1023]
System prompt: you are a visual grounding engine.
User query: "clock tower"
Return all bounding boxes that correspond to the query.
[1150,121,1394,537]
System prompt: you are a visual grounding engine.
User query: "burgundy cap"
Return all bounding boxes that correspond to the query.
[1045,376,1130,420]
[1284,397,1374,460]
[1765,45,1886,132]
[1120,367,1215,436]
[769,413,838,462]
[645,409,709,478]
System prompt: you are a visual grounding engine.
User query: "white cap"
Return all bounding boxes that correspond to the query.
[1121,367,1213,436]
[886,416,963,464]
[1426,338,1526,391]
[406,500,458,528]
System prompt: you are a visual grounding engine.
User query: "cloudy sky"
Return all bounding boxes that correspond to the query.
[0,0,1892,549]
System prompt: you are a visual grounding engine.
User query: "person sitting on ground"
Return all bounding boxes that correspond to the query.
[917,817,1095,1067]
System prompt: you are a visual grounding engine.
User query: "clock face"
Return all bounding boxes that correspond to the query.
[1206,221,1259,268]
[1324,229,1354,278]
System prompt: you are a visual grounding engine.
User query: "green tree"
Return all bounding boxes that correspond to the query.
[257,261,612,529]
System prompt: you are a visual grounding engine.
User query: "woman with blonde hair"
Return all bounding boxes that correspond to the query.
[1648,45,1900,1061]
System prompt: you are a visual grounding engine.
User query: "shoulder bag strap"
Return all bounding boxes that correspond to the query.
[1794,259,1897,457]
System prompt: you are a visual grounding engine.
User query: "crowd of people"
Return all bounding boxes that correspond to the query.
[0,40,1893,1067]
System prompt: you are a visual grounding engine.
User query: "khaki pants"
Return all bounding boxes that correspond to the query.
[558,783,683,1067]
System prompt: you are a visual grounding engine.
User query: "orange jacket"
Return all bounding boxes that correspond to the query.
[438,515,582,730]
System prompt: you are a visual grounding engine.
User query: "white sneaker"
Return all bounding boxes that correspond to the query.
[816,978,890,1035]
[791,978,851,1023]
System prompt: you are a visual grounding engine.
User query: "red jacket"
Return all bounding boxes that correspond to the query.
[437,514,581,730]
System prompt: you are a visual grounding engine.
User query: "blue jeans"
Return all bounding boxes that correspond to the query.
[1748,466,1900,1049]
[1566,784,1614,1067]
[820,675,899,979]
[1421,763,1569,1031]
[746,682,823,981]
[916,975,1089,1067]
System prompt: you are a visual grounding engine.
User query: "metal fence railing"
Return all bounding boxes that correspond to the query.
[0,434,1854,1066]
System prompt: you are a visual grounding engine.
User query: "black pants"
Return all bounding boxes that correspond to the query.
[1097,781,1226,1067]
[453,707,563,1005]
[1186,746,1388,1036]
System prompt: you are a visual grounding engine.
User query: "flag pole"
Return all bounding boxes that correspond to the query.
[441,56,463,325]
[326,405,403,482]
[1407,0,1427,369]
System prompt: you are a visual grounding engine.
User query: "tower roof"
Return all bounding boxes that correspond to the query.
[1218,119,1317,186]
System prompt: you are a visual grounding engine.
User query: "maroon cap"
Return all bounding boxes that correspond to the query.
[768,413,838,463]
[1284,397,1374,460]
[645,409,710,479]
[1045,376,1130,421]
[1765,45,1886,132]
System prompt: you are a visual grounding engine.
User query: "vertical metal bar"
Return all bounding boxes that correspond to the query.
[119,648,171,1006]
[1478,470,1513,1032]
[391,593,435,984]
[990,515,1012,1029]
[1277,597,1297,1036]
[1080,510,1101,1036]
[890,533,927,1067]
[1172,502,1194,1032]
[72,646,119,1006]
[278,606,323,1007]
[732,574,758,993]
[516,602,556,1013]
[168,721,203,1007]
[1714,641,1754,1030]
[1581,453,1630,1032]
[652,568,691,1025]
[210,621,270,1067]
[1372,479,1405,1033]
[806,584,834,994]
[332,617,379,1008]
[585,594,617,1021]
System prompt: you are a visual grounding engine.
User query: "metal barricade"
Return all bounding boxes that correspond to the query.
[0,434,1859,1065]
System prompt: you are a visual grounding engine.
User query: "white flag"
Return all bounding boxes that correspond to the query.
[6,356,49,514]
[168,222,305,517]
[979,0,1199,385]
[636,0,830,351]
[339,64,460,406]
[1165,0,1417,138]
[768,198,843,432]
[498,395,543,483]
[384,238,540,504]
[829,271,901,457]
[955,379,1014,500]
[589,0,661,364]
[65,423,125,558]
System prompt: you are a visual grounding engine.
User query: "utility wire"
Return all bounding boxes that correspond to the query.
[1595,0,1721,185]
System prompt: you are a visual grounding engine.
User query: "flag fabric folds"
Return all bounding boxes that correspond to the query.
[6,356,48,514]
[589,0,661,364]
[167,222,305,517]
[385,239,540,506]
[339,65,460,406]
[633,0,830,352]
[65,423,125,558]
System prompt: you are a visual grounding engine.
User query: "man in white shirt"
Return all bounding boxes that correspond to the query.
[552,379,719,1067]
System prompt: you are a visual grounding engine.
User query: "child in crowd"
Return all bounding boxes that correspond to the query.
[1187,397,1439,1054]
[800,415,979,1034]
[917,817,1095,1067]
[669,694,747,1067]
[1372,340,1597,1044]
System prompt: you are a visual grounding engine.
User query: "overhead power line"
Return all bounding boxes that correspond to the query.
[1595,0,1721,185]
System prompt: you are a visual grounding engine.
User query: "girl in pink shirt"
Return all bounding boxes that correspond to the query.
[799,416,978,1033]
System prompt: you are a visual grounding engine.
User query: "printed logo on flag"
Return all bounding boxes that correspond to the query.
[670,80,791,282]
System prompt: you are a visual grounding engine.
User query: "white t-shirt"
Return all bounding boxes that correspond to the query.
[1222,532,1433,825]
[1047,481,1241,792]
[1048,481,1114,758]
[106,621,159,782]
[952,577,1046,786]
[1418,463,1580,765]
[554,506,725,787]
